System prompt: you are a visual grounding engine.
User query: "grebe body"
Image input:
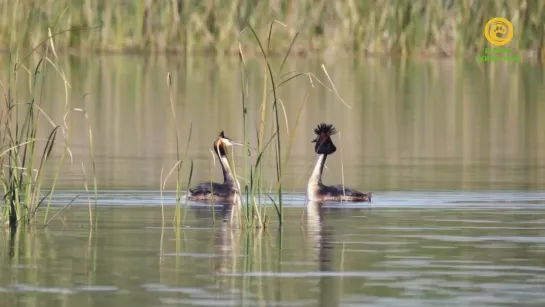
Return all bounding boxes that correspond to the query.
[188,131,241,202]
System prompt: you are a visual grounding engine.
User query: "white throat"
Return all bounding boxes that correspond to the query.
[219,155,235,184]
[218,152,243,210]
[307,154,326,201]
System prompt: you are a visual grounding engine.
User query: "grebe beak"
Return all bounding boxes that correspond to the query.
[223,138,243,147]
[222,136,246,147]
[224,139,255,156]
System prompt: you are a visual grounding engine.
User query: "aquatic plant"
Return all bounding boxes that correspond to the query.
[160,72,194,234]
[157,21,350,230]
[0,22,98,229]
[233,22,351,228]
[0,0,543,58]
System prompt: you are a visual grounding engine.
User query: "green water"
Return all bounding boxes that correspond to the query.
[1,56,545,306]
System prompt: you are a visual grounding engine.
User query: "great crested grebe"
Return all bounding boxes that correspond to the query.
[188,131,242,202]
[307,123,372,202]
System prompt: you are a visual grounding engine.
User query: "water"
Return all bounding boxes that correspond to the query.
[2,192,545,306]
[1,56,545,306]
[4,55,543,192]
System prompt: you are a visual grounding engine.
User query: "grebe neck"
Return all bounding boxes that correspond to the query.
[307,154,327,200]
[218,154,235,185]
[311,154,327,184]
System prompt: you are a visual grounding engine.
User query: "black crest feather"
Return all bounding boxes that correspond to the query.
[314,123,337,136]
[312,123,337,155]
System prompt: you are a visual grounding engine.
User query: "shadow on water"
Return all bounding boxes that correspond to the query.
[307,201,349,307]
[165,201,367,306]
[8,227,16,260]
[189,203,234,222]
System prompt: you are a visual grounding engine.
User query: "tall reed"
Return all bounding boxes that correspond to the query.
[0,0,543,58]
[232,22,351,229]
[0,18,98,229]
[159,72,194,234]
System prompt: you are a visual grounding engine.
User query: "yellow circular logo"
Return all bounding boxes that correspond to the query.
[484,17,513,46]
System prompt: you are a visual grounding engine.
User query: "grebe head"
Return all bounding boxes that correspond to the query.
[311,123,337,155]
[214,131,242,156]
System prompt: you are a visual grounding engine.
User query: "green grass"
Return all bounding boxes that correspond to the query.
[0,18,98,229]
[1,0,544,58]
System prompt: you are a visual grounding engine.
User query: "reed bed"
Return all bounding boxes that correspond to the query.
[1,0,543,57]
[0,25,98,230]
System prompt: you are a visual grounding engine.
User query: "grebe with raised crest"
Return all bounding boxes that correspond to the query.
[307,123,372,202]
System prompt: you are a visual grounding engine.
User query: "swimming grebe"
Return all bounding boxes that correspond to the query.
[188,131,242,202]
[307,123,372,202]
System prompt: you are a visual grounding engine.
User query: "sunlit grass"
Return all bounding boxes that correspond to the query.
[0,16,98,229]
[0,1,543,58]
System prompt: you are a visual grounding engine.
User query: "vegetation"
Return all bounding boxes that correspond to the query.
[0,25,98,230]
[0,4,353,231]
[157,23,351,229]
[7,0,542,230]
[1,0,544,57]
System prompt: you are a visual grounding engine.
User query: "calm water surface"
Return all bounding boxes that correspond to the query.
[1,56,545,306]
[2,191,545,306]
[2,55,544,192]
